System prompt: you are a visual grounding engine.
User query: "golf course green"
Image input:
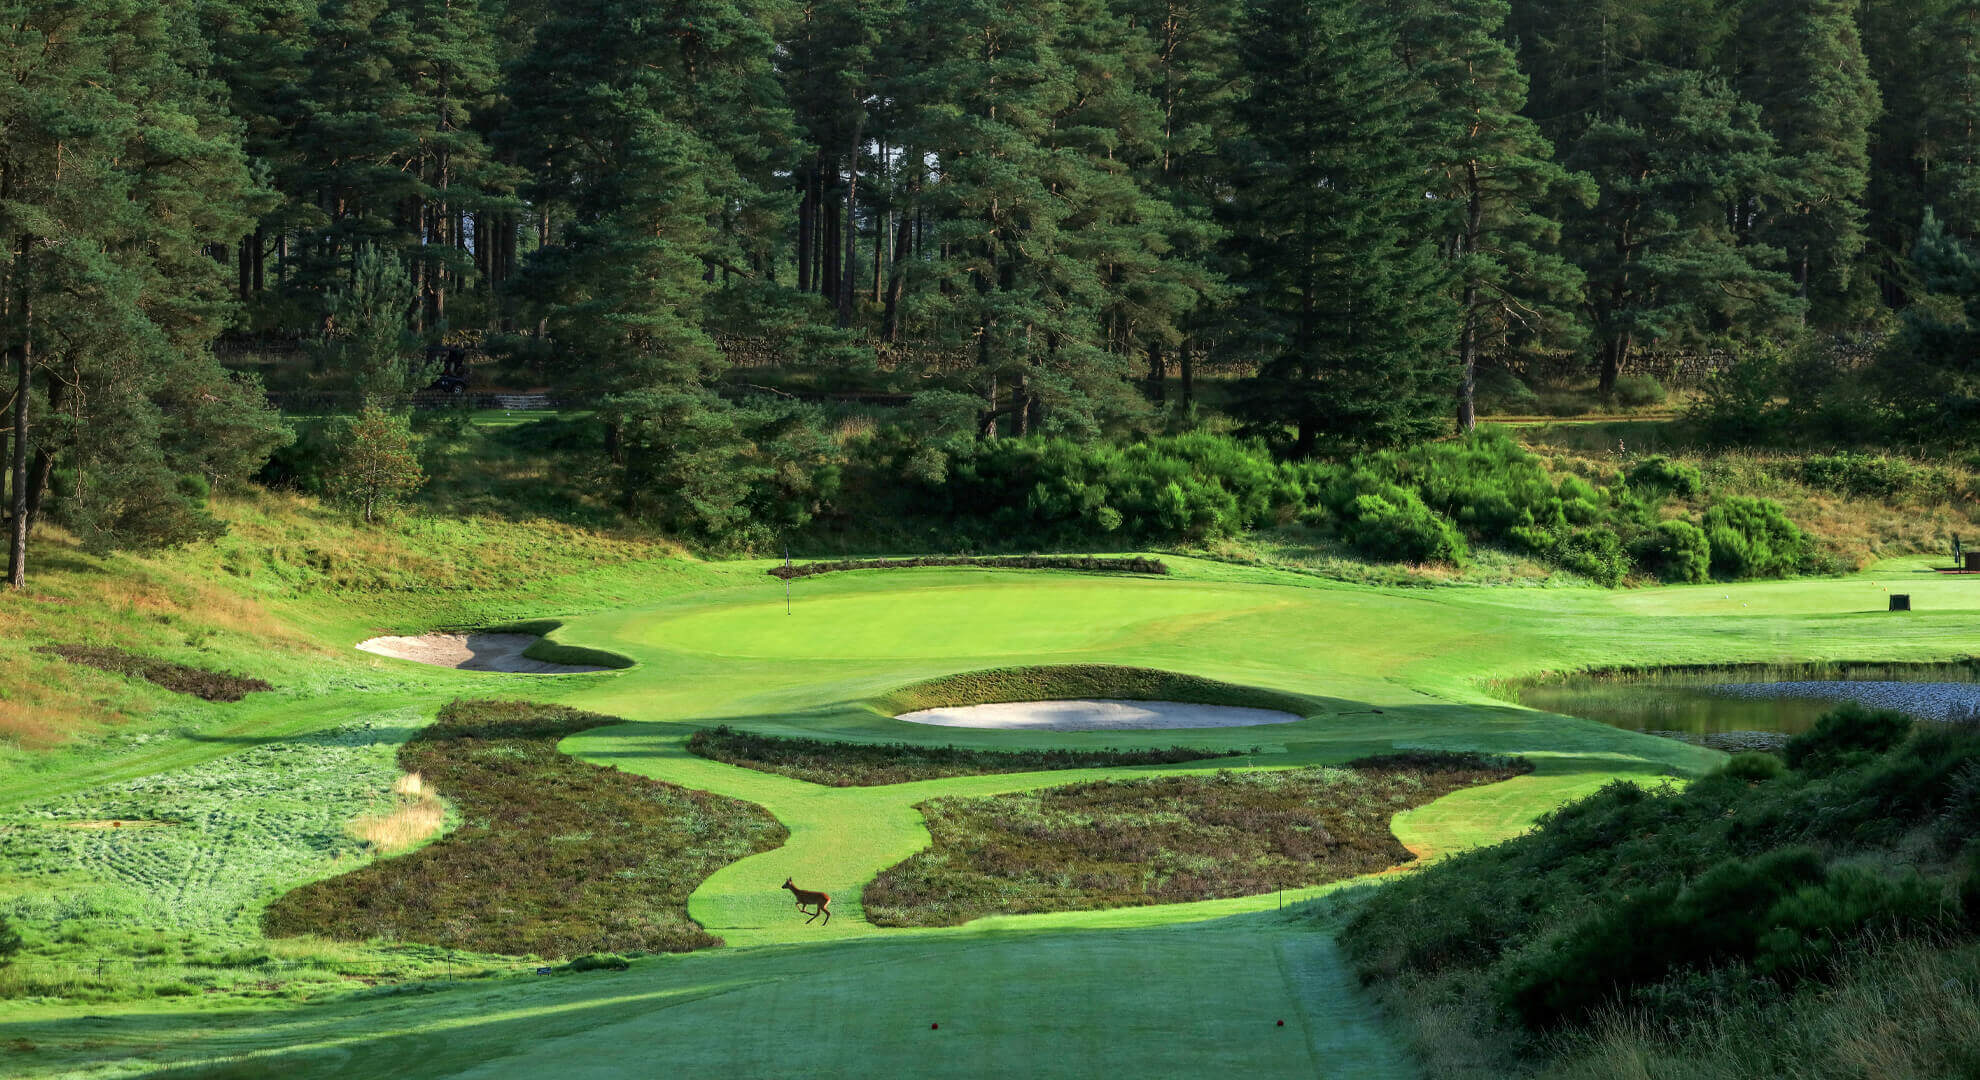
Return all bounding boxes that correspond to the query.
[7,553,1979,1078]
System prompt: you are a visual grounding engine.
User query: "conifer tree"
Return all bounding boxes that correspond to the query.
[1738,0,1880,327]
[1563,70,1803,396]
[1923,0,1980,240]
[1228,0,1456,454]
[1395,0,1591,429]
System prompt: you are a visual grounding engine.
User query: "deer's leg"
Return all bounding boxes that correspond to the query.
[820,904,831,925]
[805,907,821,924]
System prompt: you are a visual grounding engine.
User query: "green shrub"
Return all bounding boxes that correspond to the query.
[1702,496,1811,578]
[1755,868,1949,976]
[1342,492,1469,565]
[1720,751,1787,783]
[1626,456,1703,497]
[565,953,631,972]
[1612,374,1668,408]
[1783,703,1914,775]
[1634,519,1711,583]
[1474,369,1540,414]
[1798,453,1954,502]
[0,913,18,961]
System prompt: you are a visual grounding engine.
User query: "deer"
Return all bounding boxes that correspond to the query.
[782,877,831,925]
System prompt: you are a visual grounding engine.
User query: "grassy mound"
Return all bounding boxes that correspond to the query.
[263,700,786,957]
[33,644,272,702]
[685,724,1240,787]
[877,664,1316,718]
[864,752,1527,927]
[769,554,1168,580]
[1334,706,1980,1078]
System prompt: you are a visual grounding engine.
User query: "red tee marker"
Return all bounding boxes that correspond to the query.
[931,1022,940,1030]
[1276,1020,1285,1027]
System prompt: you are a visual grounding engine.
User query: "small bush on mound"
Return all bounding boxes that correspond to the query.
[769,554,1168,580]
[563,953,631,973]
[1634,519,1711,583]
[864,752,1529,927]
[263,699,787,957]
[1612,374,1668,408]
[1703,496,1811,578]
[33,644,272,702]
[1782,702,1913,776]
[1626,455,1703,498]
[877,664,1315,718]
[687,725,1240,787]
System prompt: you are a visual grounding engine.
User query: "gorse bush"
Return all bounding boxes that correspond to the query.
[1782,702,1914,775]
[1340,706,1980,1060]
[1703,496,1812,578]
[1340,491,1470,565]
[1626,455,1703,497]
[1638,519,1711,583]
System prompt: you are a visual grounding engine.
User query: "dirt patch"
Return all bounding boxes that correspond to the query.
[897,698,1302,732]
[34,644,271,702]
[355,633,608,674]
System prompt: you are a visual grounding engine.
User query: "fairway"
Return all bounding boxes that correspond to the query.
[9,556,1980,1078]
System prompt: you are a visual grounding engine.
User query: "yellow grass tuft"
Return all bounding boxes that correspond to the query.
[349,776,445,854]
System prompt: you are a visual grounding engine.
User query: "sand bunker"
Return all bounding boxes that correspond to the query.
[356,633,609,674]
[896,699,1303,732]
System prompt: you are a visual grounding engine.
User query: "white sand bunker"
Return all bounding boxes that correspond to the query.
[356,633,608,674]
[897,699,1303,732]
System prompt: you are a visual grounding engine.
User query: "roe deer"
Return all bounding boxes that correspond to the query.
[782,877,831,924]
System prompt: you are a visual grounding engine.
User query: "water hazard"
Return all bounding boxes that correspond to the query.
[1503,662,1980,743]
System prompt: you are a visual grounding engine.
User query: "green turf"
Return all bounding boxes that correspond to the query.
[8,552,1980,1076]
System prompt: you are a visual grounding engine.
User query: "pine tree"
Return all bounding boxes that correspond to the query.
[1563,70,1803,396]
[1395,0,1591,430]
[1923,0,1980,240]
[1875,209,1980,437]
[2,0,272,585]
[329,406,425,522]
[1738,0,1880,327]
[1228,0,1456,454]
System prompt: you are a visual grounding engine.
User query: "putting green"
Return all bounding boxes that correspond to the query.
[12,555,1980,1078]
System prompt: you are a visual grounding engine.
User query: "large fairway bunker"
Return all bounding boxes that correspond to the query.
[897,698,1303,731]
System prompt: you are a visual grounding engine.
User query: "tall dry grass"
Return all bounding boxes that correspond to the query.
[348,773,445,854]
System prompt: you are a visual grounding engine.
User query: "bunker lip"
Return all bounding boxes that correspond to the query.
[895,699,1303,732]
[356,633,610,674]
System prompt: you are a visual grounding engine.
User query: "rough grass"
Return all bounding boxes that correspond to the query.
[685,724,1240,787]
[863,752,1528,927]
[347,774,445,855]
[32,644,272,702]
[876,664,1316,718]
[263,700,787,958]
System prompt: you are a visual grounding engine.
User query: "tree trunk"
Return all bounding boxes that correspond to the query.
[822,190,841,302]
[239,235,254,301]
[1014,373,1031,437]
[1180,338,1195,408]
[980,371,999,440]
[1146,341,1166,403]
[1457,289,1478,432]
[8,261,30,590]
[1598,336,1627,399]
[796,167,814,294]
[839,117,863,326]
[882,154,917,342]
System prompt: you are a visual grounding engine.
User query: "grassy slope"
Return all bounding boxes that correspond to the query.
[4,493,1980,1075]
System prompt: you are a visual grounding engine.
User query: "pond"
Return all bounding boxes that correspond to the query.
[1502,662,1980,746]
